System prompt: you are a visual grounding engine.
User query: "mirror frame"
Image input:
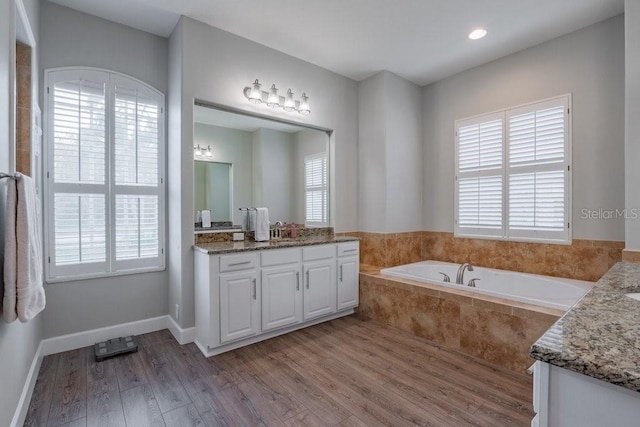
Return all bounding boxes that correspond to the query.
[193,100,335,232]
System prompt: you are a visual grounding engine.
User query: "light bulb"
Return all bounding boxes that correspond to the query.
[205,146,212,157]
[299,93,310,115]
[194,145,202,157]
[468,28,487,40]
[248,79,262,104]
[283,89,296,112]
[267,84,280,108]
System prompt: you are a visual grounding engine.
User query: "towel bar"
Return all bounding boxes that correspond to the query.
[0,172,21,180]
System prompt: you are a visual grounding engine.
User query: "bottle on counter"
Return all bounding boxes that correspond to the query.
[290,223,297,239]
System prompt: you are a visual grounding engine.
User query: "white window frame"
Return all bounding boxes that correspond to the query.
[44,67,166,282]
[304,152,328,227]
[454,94,572,245]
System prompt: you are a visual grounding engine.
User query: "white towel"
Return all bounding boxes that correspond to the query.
[254,207,270,242]
[3,174,45,323]
[201,210,211,228]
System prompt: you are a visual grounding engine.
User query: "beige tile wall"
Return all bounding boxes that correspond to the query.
[358,271,562,373]
[16,42,31,176]
[341,231,623,282]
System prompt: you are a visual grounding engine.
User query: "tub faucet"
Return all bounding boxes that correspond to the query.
[456,263,474,285]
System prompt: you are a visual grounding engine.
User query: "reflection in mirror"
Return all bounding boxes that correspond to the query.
[193,104,330,229]
[194,161,232,221]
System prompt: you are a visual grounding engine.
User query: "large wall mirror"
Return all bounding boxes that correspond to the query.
[193,103,331,229]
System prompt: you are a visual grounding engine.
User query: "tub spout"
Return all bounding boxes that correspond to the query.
[456,263,474,285]
[439,272,450,283]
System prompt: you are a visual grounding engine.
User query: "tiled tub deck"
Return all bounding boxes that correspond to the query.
[358,265,564,373]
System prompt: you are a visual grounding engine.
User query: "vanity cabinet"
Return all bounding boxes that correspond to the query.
[219,269,259,343]
[261,248,303,331]
[302,245,337,320]
[337,242,359,310]
[194,241,359,356]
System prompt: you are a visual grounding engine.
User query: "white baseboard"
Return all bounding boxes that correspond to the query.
[40,315,169,356]
[167,315,196,345]
[11,341,43,427]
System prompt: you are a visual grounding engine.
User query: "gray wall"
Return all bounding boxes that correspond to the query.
[252,128,295,223]
[39,2,169,337]
[194,124,253,225]
[358,71,423,233]
[169,16,359,328]
[626,1,640,250]
[0,1,43,425]
[422,15,625,241]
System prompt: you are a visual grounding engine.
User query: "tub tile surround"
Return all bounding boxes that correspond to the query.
[531,262,640,392]
[359,268,562,373]
[350,231,623,282]
[622,249,640,263]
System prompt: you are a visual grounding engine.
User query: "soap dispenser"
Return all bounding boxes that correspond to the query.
[290,223,297,239]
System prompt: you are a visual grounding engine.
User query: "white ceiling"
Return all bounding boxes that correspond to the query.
[49,0,624,86]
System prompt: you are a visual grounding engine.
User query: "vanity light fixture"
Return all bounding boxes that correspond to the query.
[468,28,487,40]
[299,93,311,115]
[267,84,280,108]
[194,144,212,158]
[248,79,262,104]
[283,89,296,112]
[243,79,311,115]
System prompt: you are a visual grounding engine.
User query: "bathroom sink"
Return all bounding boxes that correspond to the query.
[625,293,640,301]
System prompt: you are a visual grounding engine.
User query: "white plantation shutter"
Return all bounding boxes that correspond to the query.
[455,112,504,237]
[506,98,569,242]
[305,154,328,226]
[45,68,165,281]
[455,95,571,243]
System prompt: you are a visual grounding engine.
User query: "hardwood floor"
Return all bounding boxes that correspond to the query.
[24,315,534,426]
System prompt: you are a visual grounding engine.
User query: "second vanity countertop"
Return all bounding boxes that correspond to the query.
[194,235,359,255]
[530,262,640,392]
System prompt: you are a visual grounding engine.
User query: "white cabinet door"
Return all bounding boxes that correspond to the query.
[303,260,336,320]
[261,265,302,331]
[219,270,259,343]
[337,256,359,310]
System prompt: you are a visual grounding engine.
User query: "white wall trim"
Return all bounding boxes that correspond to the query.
[12,315,196,425]
[10,341,43,427]
[167,315,196,345]
[41,315,169,356]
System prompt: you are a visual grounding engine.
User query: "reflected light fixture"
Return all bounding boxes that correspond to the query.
[243,79,311,115]
[194,144,212,158]
[468,28,487,40]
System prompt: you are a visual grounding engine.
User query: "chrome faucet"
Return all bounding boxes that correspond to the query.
[456,263,474,285]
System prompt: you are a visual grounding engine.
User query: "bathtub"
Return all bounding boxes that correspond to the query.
[380,261,594,311]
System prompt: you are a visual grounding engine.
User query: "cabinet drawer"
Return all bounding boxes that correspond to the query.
[337,242,359,257]
[220,252,259,272]
[302,244,335,261]
[261,248,301,267]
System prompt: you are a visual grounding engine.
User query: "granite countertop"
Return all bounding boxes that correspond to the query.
[194,235,359,255]
[530,262,640,392]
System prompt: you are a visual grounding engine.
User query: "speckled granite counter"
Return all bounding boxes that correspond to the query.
[194,235,359,255]
[530,262,640,392]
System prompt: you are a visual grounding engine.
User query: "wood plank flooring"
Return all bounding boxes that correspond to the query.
[24,315,534,426]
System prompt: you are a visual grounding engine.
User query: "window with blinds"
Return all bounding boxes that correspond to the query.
[455,95,571,244]
[45,68,165,281]
[304,153,328,226]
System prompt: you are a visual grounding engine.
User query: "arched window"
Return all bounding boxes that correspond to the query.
[44,68,165,281]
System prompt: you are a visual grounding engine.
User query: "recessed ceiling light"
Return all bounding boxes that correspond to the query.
[469,28,487,40]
